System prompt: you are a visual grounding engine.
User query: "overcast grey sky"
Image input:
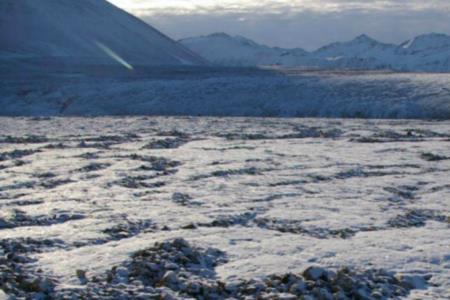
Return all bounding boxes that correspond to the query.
[108,0,450,50]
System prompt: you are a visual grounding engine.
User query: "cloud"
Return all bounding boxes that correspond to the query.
[109,0,450,16]
[108,0,450,50]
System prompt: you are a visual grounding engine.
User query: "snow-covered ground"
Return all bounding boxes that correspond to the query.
[1,67,450,119]
[0,117,449,299]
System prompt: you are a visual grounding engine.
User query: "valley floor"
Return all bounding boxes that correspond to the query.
[1,65,450,119]
[0,117,449,299]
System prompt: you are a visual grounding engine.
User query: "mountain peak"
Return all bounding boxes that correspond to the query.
[403,32,450,51]
[200,33,261,47]
[208,32,232,39]
[352,34,377,44]
[0,0,205,66]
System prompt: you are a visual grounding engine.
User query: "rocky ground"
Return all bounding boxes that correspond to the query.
[0,117,449,299]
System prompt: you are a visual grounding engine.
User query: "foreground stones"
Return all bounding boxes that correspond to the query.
[0,238,426,299]
[0,239,57,299]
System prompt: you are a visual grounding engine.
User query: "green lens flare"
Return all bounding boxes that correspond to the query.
[95,41,134,70]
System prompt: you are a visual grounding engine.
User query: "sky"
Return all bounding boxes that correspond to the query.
[108,0,450,50]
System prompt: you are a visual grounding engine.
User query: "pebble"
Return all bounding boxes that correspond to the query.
[162,271,178,285]
[0,290,8,300]
[396,274,428,290]
[289,280,306,294]
[303,266,328,281]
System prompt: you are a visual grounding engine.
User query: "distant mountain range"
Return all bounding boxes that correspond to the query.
[180,33,450,72]
[0,0,205,66]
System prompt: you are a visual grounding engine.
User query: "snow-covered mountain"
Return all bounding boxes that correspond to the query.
[180,33,450,72]
[179,33,308,67]
[0,0,205,66]
[395,33,450,72]
[310,34,397,70]
[313,34,396,58]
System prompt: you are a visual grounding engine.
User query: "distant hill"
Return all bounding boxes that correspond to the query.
[180,33,308,67]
